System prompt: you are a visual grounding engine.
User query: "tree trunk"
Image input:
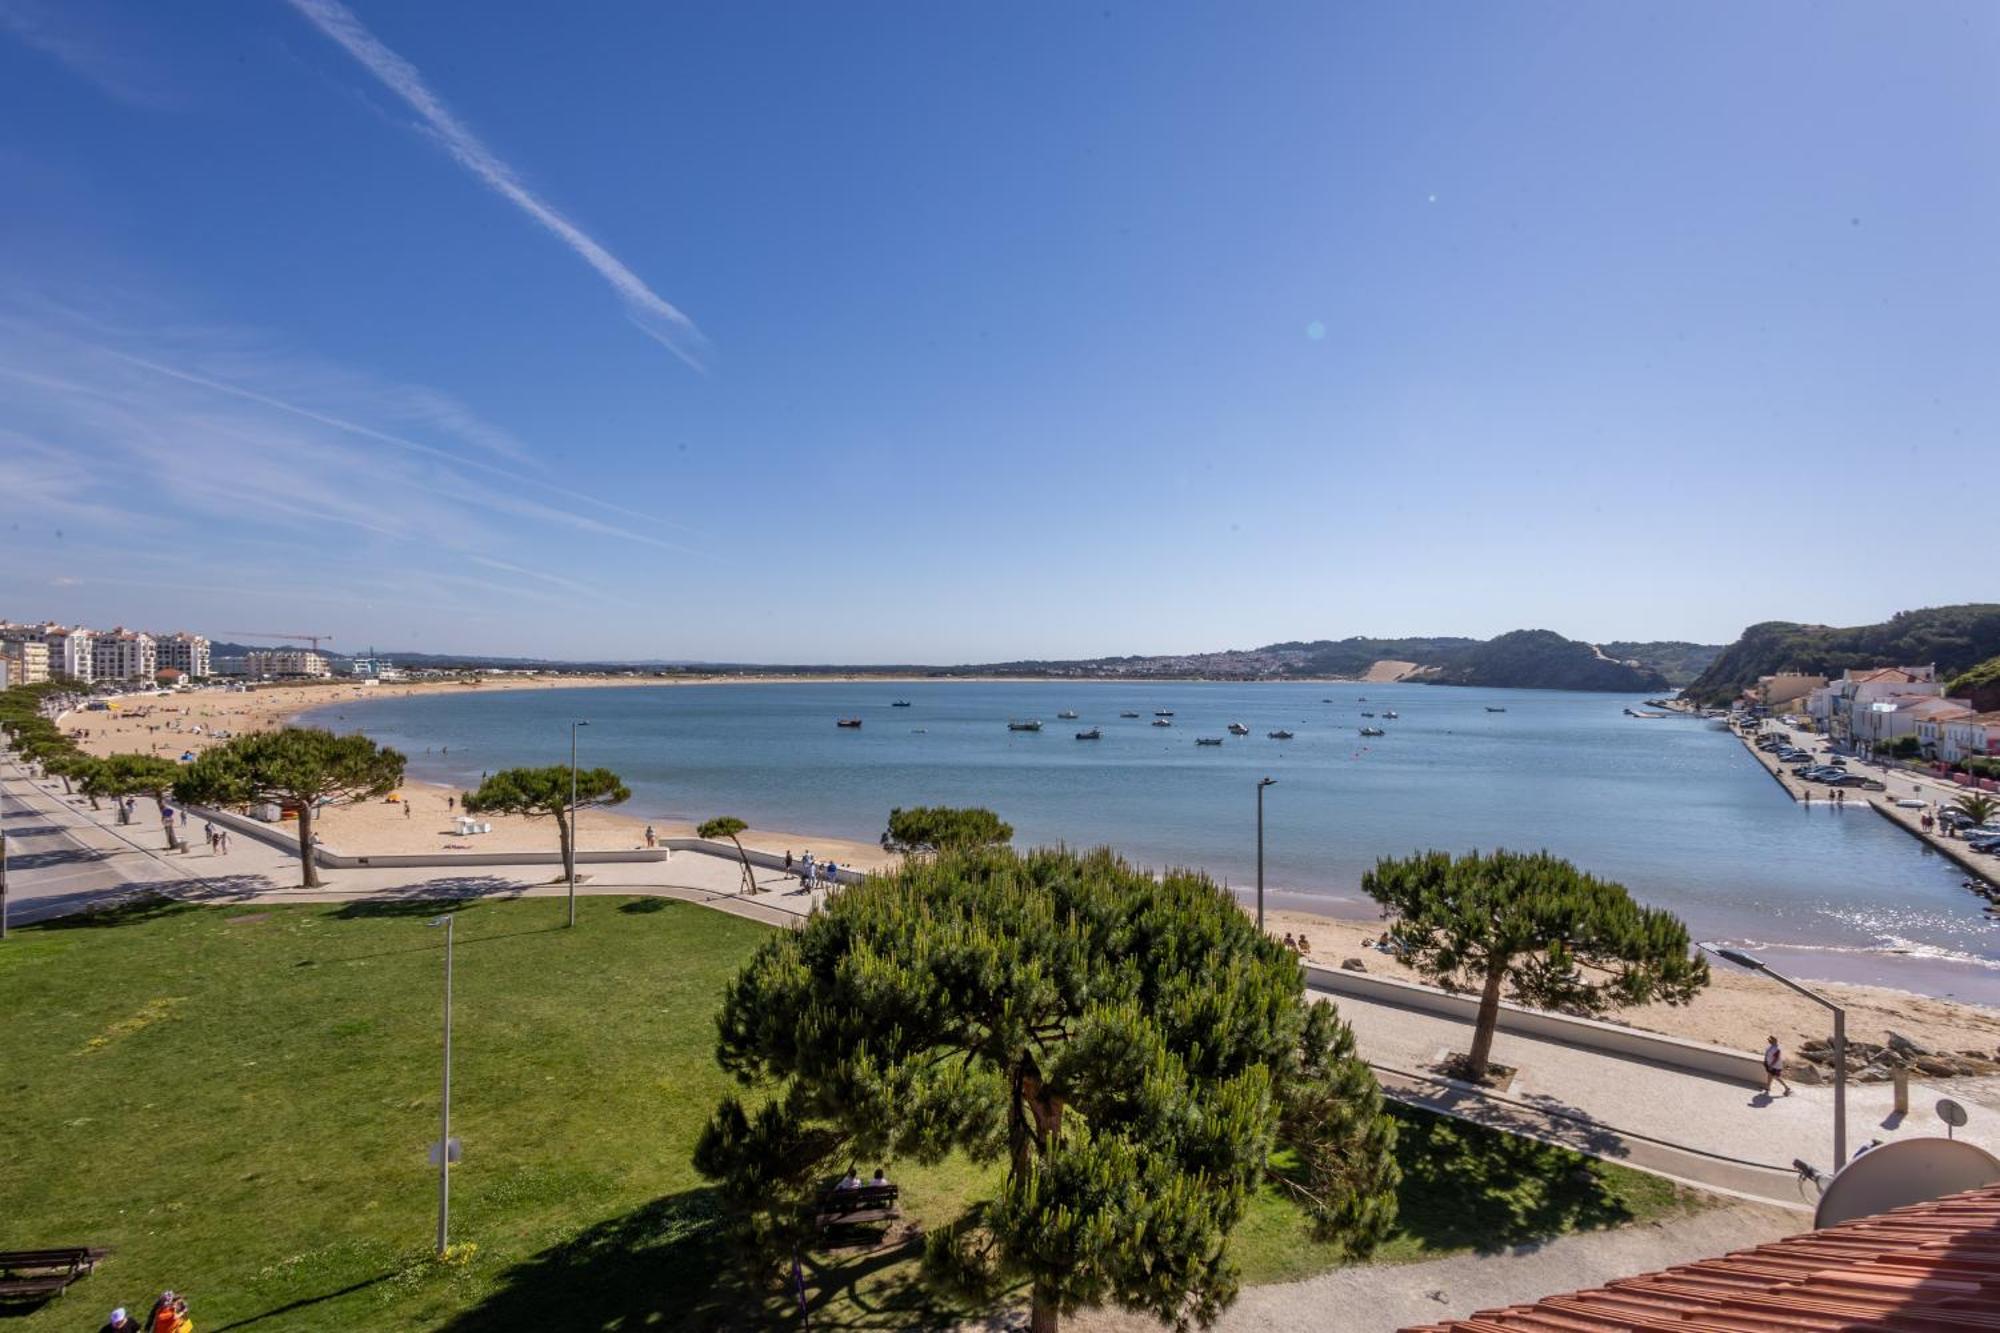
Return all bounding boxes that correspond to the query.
[296,801,321,888]
[57,774,72,794]
[729,835,755,894]
[1029,1285,1060,1333]
[557,810,574,885]
[1465,956,1509,1081]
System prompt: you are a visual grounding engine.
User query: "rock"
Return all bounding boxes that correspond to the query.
[1887,1030,1934,1058]
[1340,957,1367,972]
[1792,1063,1824,1085]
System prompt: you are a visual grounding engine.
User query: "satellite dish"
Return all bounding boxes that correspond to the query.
[1939,1098,1970,1131]
[1814,1137,2000,1229]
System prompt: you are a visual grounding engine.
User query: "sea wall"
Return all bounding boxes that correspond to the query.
[1303,963,1765,1086]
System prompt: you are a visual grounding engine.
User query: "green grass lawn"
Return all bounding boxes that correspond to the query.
[0,898,1693,1330]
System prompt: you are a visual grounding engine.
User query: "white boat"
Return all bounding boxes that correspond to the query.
[1057,710,1079,720]
[1382,710,1399,719]
[1152,718,1173,727]
[1359,726,1385,737]
[1227,722,1250,735]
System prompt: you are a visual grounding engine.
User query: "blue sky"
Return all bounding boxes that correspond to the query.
[2,1,1994,662]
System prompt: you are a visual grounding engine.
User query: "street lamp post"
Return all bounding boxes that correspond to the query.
[426,912,455,1254]
[1701,943,1846,1165]
[2,827,10,941]
[568,720,589,929]
[1256,777,1276,933]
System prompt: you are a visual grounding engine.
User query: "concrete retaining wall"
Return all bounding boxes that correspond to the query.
[1303,963,1765,1086]
[188,805,867,883]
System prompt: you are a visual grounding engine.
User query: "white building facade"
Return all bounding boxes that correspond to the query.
[93,629,158,684]
[156,632,212,679]
[247,649,331,678]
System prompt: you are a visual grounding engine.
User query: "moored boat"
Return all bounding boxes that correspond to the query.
[1382,710,1399,719]
[1057,710,1079,719]
[1075,727,1101,740]
[1195,736,1224,746]
[1120,710,1142,718]
[1007,719,1043,732]
[1154,709,1175,717]
[1485,706,1507,713]
[1227,721,1250,735]
[1267,729,1294,739]
[1359,726,1384,736]
[1151,718,1173,727]
[836,718,863,728]
[891,700,912,707]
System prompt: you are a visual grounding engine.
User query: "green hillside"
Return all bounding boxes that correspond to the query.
[1947,655,2000,713]
[1423,630,1671,693]
[1598,641,1723,687]
[1684,605,2000,707]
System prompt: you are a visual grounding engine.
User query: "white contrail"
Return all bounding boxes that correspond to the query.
[286,0,707,370]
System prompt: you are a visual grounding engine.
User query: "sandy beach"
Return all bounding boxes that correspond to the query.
[56,677,897,871]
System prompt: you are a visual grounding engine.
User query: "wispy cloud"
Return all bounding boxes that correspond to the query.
[286,0,709,371]
[0,0,170,107]
[0,302,712,630]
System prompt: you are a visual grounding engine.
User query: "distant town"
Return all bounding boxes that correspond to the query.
[0,621,419,690]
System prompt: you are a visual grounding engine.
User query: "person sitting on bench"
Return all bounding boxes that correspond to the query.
[871,1167,890,1186]
[834,1168,862,1191]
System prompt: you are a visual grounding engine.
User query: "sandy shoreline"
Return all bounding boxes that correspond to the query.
[52,677,2000,1048]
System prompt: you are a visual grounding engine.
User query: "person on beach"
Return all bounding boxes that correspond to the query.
[645,825,657,848]
[784,849,793,872]
[102,1307,139,1333]
[1763,1036,1793,1096]
[1282,932,1297,951]
[404,801,412,819]
[1297,933,1312,955]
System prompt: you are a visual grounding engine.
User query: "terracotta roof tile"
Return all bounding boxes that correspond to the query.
[1404,1185,2000,1332]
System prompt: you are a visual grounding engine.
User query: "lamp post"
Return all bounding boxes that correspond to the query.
[568,719,589,928]
[426,912,455,1254]
[1256,777,1276,933]
[1701,943,1846,1165]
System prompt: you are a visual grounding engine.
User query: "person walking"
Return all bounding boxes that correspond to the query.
[1763,1036,1793,1097]
[404,800,412,820]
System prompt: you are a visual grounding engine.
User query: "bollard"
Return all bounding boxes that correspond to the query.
[1894,1066,1910,1116]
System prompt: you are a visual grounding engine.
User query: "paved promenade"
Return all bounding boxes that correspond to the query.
[8,756,2000,1210]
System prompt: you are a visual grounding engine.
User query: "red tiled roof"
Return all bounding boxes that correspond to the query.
[1403,1184,2000,1332]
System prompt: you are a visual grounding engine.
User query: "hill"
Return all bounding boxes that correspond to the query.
[1684,605,2000,707]
[1598,641,1723,687]
[1946,655,2000,713]
[1417,629,1671,693]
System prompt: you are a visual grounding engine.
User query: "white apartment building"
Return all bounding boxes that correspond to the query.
[0,637,51,685]
[94,628,158,684]
[247,649,331,678]
[0,622,98,683]
[1942,713,2000,766]
[156,631,212,678]
[1806,666,1944,745]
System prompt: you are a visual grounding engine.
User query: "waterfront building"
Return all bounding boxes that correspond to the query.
[1751,672,1825,710]
[0,622,98,683]
[156,631,212,679]
[1807,665,1945,746]
[94,628,158,683]
[0,637,51,685]
[1862,695,1973,754]
[1942,713,2000,766]
[247,648,332,678]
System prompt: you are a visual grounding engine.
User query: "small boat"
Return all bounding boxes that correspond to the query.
[1361,711,1376,718]
[891,700,912,707]
[1267,729,1294,740]
[1485,706,1507,713]
[1152,718,1173,727]
[1383,710,1399,719]
[836,718,863,728]
[1008,719,1043,732]
[1322,698,1334,703]
[1195,736,1224,746]
[1227,722,1250,735]
[1359,726,1384,737]
[1075,727,1101,740]
[1057,710,1079,720]
[1154,709,1175,717]
[1120,710,1141,718]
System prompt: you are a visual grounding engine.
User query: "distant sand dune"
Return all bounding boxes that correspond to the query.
[1361,659,1422,682]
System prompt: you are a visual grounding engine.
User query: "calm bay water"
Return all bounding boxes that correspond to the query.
[301,681,2000,1002]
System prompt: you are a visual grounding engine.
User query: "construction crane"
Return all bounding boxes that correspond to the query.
[222,632,336,653]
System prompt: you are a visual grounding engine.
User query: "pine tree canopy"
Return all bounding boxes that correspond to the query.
[695,844,1399,1331]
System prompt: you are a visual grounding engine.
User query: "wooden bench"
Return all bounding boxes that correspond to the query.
[814,1182,901,1241]
[0,1247,109,1304]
